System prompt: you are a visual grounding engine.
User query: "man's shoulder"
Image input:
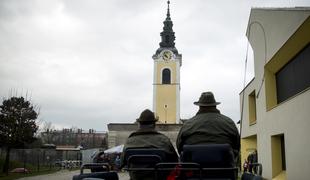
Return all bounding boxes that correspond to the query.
[219,114,237,125]
[186,113,218,122]
[186,113,235,125]
[156,132,171,139]
[129,129,163,138]
[181,114,205,126]
[126,130,172,147]
[217,113,234,121]
[146,131,171,140]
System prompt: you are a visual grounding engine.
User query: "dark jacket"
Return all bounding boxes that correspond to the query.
[176,109,240,158]
[121,128,178,180]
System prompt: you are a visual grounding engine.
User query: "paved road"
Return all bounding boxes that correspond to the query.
[17,170,129,180]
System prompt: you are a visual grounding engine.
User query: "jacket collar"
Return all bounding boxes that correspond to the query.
[129,128,159,137]
[196,107,220,115]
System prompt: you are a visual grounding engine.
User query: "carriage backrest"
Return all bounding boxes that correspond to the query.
[181,144,235,168]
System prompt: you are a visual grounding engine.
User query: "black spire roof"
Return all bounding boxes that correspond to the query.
[155,0,179,55]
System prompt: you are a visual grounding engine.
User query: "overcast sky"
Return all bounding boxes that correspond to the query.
[1,0,309,131]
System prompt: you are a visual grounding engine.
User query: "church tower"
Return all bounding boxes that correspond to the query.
[152,1,182,124]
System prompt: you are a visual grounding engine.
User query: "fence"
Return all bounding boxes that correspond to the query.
[0,148,82,172]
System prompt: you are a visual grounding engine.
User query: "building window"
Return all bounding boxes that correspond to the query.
[276,44,310,104]
[265,19,310,110]
[271,134,286,178]
[248,91,257,125]
[162,68,171,84]
[280,135,286,171]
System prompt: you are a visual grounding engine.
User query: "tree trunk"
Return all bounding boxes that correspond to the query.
[2,147,11,175]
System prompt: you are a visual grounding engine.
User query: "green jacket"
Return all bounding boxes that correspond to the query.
[176,111,240,158]
[121,128,178,180]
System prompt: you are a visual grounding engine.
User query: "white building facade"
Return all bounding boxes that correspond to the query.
[240,8,310,180]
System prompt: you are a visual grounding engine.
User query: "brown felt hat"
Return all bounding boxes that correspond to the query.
[136,109,158,122]
[194,91,221,106]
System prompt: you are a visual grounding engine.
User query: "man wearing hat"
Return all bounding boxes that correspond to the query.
[121,109,178,180]
[176,92,240,159]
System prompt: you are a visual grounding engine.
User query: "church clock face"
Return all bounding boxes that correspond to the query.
[162,50,172,61]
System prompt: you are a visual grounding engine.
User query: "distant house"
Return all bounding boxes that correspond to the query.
[56,145,81,161]
[240,8,310,179]
[40,128,108,149]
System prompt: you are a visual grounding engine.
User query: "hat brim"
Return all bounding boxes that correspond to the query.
[193,102,221,106]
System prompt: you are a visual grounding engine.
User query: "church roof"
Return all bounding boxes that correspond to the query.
[155,0,179,56]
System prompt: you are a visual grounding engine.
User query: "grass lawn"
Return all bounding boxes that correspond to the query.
[0,157,60,180]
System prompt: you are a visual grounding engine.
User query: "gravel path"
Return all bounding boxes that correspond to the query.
[17,170,129,180]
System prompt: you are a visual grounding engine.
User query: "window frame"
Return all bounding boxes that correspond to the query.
[162,68,171,84]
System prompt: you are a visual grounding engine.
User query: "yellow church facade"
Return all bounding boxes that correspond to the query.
[152,1,181,124]
[153,50,181,124]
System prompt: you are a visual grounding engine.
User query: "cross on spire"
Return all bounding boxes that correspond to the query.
[166,0,171,20]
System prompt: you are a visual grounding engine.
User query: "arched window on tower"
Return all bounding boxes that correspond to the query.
[162,68,171,84]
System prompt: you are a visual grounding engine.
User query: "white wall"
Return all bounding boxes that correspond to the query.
[241,8,310,179]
